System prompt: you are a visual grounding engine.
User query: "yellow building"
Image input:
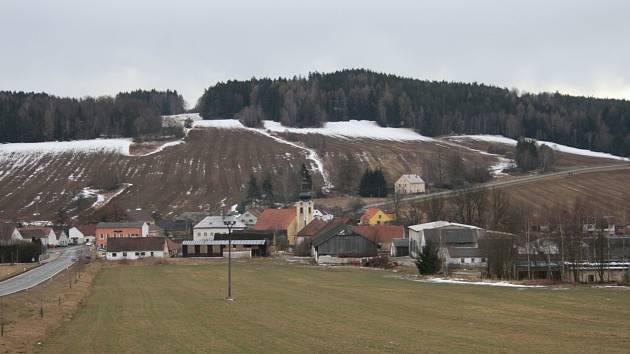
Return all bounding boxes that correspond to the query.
[359,208,395,225]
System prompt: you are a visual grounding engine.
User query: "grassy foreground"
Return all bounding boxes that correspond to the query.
[42,260,630,353]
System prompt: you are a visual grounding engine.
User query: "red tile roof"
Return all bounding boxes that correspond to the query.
[333,216,352,225]
[252,209,296,231]
[352,225,404,244]
[297,219,328,237]
[77,224,97,236]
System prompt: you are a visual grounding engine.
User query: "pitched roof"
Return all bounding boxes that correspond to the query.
[424,228,479,245]
[0,223,19,242]
[352,225,404,244]
[194,216,246,229]
[155,219,190,232]
[107,237,167,252]
[19,227,53,239]
[408,221,480,232]
[399,174,424,184]
[297,219,328,237]
[360,208,384,221]
[311,222,353,246]
[312,225,379,247]
[77,224,97,236]
[252,209,296,231]
[54,230,67,240]
[96,222,146,229]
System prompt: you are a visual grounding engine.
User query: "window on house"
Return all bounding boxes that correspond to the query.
[150,252,154,257]
[482,257,487,262]
[112,253,117,257]
[461,258,465,263]
[135,252,139,256]
[300,207,303,215]
[140,252,145,256]
[123,252,127,257]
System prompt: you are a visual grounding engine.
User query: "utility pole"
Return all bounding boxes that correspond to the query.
[223,216,236,301]
[559,216,565,282]
[1,296,4,337]
[526,218,531,280]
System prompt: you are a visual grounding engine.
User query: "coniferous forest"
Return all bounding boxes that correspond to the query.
[2,69,630,158]
[197,69,630,157]
[0,89,184,143]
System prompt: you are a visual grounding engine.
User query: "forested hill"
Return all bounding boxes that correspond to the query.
[0,89,184,143]
[196,69,630,157]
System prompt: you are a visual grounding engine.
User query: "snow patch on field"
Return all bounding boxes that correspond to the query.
[132,140,185,157]
[416,277,546,288]
[78,187,106,208]
[75,183,132,210]
[451,135,630,161]
[0,136,185,161]
[0,139,132,158]
[180,113,433,141]
[262,120,435,141]
[193,119,245,129]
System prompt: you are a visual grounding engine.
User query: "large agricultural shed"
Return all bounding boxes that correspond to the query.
[311,226,378,261]
[182,239,269,257]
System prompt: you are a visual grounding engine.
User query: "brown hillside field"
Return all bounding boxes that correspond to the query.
[502,169,630,219]
[0,127,625,221]
[0,128,497,221]
[41,260,630,354]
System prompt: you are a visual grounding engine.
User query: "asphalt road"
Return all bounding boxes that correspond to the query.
[364,163,630,209]
[0,246,84,297]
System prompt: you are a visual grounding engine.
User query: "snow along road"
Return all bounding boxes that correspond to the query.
[363,163,630,210]
[0,246,84,297]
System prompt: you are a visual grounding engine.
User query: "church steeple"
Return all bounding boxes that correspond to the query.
[299,163,312,201]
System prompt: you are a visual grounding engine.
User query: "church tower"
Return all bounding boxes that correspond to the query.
[295,167,314,232]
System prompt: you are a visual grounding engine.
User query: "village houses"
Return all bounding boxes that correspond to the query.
[95,222,149,250]
[19,227,57,248]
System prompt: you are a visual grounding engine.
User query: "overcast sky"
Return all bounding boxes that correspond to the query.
[2,0,629,107]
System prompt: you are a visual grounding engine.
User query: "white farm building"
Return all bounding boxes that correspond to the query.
[395,174,425,195]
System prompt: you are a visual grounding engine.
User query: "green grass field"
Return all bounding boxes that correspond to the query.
[42,260,630,353]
